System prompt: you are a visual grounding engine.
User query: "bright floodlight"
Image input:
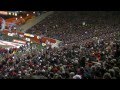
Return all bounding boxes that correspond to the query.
[9,12,11,15]
[33,11,35,14]
[27,14,29,16]
[12,13,14,16]
[15,13,17,16]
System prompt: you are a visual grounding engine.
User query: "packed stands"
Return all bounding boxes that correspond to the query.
[0,11,120,79]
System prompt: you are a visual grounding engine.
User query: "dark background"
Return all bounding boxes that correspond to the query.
[0,0,120,10]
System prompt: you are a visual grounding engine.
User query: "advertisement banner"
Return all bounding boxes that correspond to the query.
[13,39,26,44]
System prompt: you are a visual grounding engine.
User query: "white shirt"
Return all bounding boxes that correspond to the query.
[73,75,82,79]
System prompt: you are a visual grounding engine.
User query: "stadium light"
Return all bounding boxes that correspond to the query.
[33,11,35,14]
[8,12,11,15]
[27,14,29,16]
[12,13,14,16]
[15,13,17,16]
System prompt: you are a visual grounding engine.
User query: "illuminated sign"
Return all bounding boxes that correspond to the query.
[24,33,34,37]
[13,39,26,44]
[0,11,8,15]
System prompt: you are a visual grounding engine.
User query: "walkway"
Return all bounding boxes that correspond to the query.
[19,11,54,33]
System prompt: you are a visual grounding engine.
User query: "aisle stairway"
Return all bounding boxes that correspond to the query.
[19,11,54,33]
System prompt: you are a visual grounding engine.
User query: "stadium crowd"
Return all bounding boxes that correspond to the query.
[26,11,120,45]
[0,11,120,79]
